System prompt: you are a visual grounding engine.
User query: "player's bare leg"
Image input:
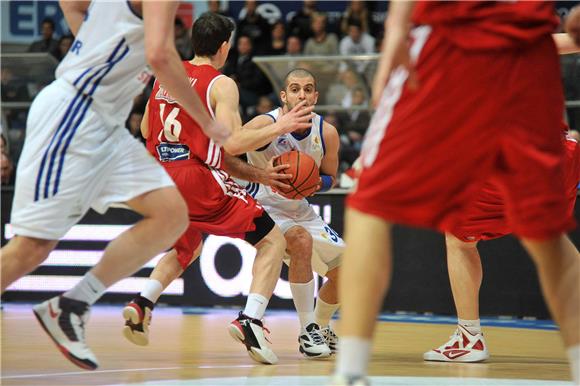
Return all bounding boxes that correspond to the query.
[285,225,331,358]
[32,186,188,370]
[1,236,58,292]
[424,234,489,362]
[522,234,580,382]
[229,225,285,365]
[334,208,392,382]
[123,244,202,346]
[316,267,340,353]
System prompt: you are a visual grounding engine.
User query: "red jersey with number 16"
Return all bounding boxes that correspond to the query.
[146,62,224,168]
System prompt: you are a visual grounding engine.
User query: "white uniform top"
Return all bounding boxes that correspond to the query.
[246,108,326,215]
[56,1,152,128]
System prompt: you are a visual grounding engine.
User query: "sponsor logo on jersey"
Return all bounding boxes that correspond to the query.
[156,143,190,162]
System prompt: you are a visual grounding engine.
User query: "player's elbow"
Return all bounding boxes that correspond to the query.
[223,140,243,156]
[146,45,172,73]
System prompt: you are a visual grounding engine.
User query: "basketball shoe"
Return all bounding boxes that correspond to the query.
[228,312,278,364]
[299,323,332,358]
[423,324,489,362]
[320,325,339,354]
[329,375,370,386]
[122,295,154,346]
[32,296,98,370]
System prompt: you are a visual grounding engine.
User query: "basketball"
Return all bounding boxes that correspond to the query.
[273,150,320,199]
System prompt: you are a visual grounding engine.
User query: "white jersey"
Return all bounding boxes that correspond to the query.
[246,108,326,214]
[56,1,152,128]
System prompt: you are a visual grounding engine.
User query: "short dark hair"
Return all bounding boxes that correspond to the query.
[41,17,55,30]
[191,12,235,57]
[347,18,363,30]
[284,68,317,90]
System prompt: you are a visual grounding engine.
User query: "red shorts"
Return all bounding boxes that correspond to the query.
[349,27,575,240]
[163,159,264,269]
[452,138,580,242]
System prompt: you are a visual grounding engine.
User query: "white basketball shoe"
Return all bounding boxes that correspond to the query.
[423,324,489,362]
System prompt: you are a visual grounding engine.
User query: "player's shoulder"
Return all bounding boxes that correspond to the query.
[321,117,339,137]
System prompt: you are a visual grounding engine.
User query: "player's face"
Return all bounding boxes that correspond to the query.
[281,76,318,110]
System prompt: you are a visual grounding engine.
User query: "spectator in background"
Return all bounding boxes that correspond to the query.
[55,34,74,62]
[267,21,286,55]
[223,35,272,119]
[248,96,276,121]
[286,35,303,55]
[339,19,375,56]
[288,0,317,42]
[236,0,271,55]
[207,0,232,18]
[28,18,59,58]
[174,18,193,59]
[340,1,372,36]
[325,68,361,105]
[304,13,338,57]
[1,133,14,186]
[339,19,375,73]
[1,68,29,102]
[340,87,370,144]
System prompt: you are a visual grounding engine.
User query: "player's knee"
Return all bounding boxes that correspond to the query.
[325,267,339,282]
[6,236,53,268]
[153,192,188,236]
[445,233,477,251]
[285,226,313,259]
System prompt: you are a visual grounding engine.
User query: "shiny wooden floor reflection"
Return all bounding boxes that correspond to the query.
[1,304,572,385]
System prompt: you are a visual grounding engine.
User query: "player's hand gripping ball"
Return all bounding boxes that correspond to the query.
[272,150,320,199]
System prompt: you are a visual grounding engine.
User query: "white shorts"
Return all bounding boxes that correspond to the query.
[254,185,344,276]
[10,80,174,240]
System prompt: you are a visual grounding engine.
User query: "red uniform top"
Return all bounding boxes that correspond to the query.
[147,63,224,168]
[412,1,558,50]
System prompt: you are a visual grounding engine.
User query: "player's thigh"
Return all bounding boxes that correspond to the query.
[300,215,344,276]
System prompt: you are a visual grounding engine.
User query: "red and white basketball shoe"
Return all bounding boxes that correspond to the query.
[423,324,489,362]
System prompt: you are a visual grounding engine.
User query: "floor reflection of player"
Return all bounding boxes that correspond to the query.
[332,2,580,385]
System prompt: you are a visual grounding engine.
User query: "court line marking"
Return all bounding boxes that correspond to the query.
[1,364,299,379]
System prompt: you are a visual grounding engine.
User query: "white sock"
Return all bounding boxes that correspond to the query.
[64,272,106,305]
[567,345,580,384]
[315,297,340,327]
[140,279,163,303]
[243,293,269,320]
[290,279,315,328]
[335,337,372,377]
[458,318,482,334]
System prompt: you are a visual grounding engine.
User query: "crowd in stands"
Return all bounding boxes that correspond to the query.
[2,1,579,187]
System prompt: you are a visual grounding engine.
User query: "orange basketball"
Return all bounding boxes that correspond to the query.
[273,150,320,200]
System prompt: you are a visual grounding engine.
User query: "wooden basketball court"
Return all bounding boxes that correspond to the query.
[1,304,572,385]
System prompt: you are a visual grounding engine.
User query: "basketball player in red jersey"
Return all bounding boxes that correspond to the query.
[425,36,580,363]
[333,3,580,385]
[121,12,314,365]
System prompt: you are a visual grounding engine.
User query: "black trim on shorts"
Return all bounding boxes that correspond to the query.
[244,210,276,246]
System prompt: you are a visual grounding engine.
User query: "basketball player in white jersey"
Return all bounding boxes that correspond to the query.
[244,68,343,358]
[0,1,230,371]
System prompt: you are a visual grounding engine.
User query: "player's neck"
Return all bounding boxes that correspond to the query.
[190,57,219,69]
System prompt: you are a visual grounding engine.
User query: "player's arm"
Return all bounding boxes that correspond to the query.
[372,1,415,107]
[213,76,314,155]
[553,33,580,54]
[566,6,580,46]
[59,0,91,36]
[140,102,150,140]
[222,153,292,191]
[142,1,230,145]
[317,121,340,192]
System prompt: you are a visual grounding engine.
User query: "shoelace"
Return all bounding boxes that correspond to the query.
[309,329,326,345]
[261,320,272,344]
[321,327,338,341]
[438,329,462,350]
